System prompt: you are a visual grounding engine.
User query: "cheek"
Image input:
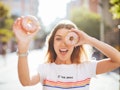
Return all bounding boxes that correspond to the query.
[69,47,74,53]
[54,39,61,48]
[67,46,74,55]
[53,41,59,53]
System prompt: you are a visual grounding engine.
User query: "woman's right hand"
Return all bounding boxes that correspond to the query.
[13,17,40,51]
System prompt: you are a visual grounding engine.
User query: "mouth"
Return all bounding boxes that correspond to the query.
[59,48,68,55]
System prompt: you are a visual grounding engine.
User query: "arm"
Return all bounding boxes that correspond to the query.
[13,17,40,86]
[18,54,40,86]
[72,28,120,74]
[88,37,120,74]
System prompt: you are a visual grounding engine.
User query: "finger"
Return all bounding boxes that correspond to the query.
[70,28,80,32]
[13,18,21,31]
[69,29,81,38]
[13,20,27,40]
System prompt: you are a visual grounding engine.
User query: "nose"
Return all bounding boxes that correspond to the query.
[61,39,67,46]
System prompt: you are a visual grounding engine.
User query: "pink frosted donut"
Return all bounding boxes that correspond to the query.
[22,15,40,33]
[65,32,79,46]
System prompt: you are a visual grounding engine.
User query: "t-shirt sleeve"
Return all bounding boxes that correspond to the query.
[88,60,97,77]
[84,60,98,78]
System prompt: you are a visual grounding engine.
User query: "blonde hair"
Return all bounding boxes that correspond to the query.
[45,20,89,64]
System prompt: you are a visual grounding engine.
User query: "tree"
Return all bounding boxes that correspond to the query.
[0,2,9,18]
[70,7,101,39]
[0,2,14,43]
[0,2,14,54]
[110,0,120,19]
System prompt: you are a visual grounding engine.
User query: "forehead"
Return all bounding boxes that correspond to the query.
[55,28,69,36]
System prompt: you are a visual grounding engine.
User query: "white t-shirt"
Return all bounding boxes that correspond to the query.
[38,61,97,90]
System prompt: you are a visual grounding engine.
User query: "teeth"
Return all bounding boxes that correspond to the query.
[60,49,67,52]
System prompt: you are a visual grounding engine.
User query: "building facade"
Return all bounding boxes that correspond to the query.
[1,0,39,16]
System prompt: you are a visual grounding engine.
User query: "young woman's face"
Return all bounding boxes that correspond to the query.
[54,28,74,64]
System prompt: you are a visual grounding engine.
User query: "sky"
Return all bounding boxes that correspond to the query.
[38,0,71,26]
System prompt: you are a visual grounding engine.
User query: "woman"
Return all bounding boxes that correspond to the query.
[13,17,120,90]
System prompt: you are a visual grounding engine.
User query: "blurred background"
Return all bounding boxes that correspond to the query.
[0,0,120,90]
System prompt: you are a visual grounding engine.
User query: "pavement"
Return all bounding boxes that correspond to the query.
[0,49,120,90]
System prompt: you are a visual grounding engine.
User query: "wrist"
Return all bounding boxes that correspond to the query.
[18,41,30,48]
[17,44,29,53]
[17,50,29,57]
[87,37,96,45]
[17,48,29,53]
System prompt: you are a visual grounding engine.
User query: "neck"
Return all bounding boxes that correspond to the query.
[55,58,71,65]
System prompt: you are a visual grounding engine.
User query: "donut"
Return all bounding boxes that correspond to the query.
[22,15,40,33]
[65,32,79,46]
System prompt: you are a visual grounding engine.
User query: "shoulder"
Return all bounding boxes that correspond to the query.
[76,60,98,77]
[37,63,55,69]
[38,63,51,67]
[78,60,98,67]
[77,60,98,73]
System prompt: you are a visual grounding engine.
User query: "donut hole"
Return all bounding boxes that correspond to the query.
[69,36,74,41]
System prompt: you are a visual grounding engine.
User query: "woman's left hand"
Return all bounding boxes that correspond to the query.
[70,28,92,46]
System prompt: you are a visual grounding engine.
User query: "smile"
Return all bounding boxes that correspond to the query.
[59,48,68,55]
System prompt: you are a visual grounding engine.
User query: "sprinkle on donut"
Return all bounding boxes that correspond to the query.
[22,15,40,33]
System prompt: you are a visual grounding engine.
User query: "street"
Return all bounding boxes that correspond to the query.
[0,48,119,90]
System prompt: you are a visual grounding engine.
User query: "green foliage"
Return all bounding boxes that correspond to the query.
[4,18,14,29]
[70,7,101,39]
[110,0,120,19]
[0,2,9,18]
[110,0,120,4]
[0,29,13,42]
[0,17,14,43]
[0,3,14,43]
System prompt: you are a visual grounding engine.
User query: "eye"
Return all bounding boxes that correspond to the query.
[55,37,62,41]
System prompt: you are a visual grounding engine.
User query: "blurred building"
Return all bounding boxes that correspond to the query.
[66,0,99,18]
[67,0,119,28]
[0,0,39,16]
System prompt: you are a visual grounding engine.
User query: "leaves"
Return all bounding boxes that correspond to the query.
[0,2,14,43]
[4,18,14,29]
[0,2,9,18]
[110,0,120,4]
[110,0,120,19]
[0,29,13,42]
[70,7,101,39]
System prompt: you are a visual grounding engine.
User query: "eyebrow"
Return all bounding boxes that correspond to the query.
[55,35,62,37]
